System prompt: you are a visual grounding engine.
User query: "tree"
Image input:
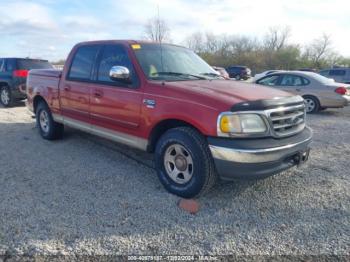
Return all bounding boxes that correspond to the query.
[144,17,171,43]
[185,32,205,53]
[183,28,348,73]
[263,26,291,51]
[304,34,333,68]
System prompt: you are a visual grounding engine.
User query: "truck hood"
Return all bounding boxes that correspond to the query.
[164,80,294,107]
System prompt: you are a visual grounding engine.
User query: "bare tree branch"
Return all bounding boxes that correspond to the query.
[305,34,332,67]
[264,26,291,51]
[144,17,171,43]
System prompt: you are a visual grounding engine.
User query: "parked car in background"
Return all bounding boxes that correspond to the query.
[298,68,317,73]
[255,71,350,113]
[26,40,312,198]
[0,58,53,107]
[226,66,251,80]
[253,70,284,82]
[319,68,350,84]
[212,66,229,79]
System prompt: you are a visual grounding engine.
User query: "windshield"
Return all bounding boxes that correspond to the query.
[133,43,219,81]
[17,59,53,70]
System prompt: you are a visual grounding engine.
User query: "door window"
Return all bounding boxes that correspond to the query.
[280,75,308,86]
[97,45,137,86]
[68,45,100,81]
[257,74,280,86]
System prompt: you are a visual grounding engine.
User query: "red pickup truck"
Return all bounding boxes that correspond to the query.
[26,40,312,198]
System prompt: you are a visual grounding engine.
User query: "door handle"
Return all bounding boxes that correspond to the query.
[64,85,71,91]
[296,88,301,92]
[93,90,103,98]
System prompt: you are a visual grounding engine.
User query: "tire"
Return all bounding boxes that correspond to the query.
[155,127,218,198]
[0,86,13,107]
[303,95,320,113]
[235,75,241,81]
[36,102,64,140]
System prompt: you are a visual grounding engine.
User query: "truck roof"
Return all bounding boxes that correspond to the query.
[74,40,186,49]
[0,57,49,62]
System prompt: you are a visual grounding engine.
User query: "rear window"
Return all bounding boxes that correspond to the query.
[0,59,4,72]
[329,70,346,76]
[319,70,329,76]
[68,45,100,81]
[17,60,53,70]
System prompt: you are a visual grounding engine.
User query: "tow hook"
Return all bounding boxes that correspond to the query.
[293,149,310,166]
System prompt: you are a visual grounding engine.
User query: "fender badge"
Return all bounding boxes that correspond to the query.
[143,99,156,108]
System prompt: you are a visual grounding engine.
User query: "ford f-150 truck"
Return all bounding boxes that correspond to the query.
[26,40,312,198]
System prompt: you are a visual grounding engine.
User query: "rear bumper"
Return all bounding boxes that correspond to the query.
[343,95,350,106]
[208,127,313,180]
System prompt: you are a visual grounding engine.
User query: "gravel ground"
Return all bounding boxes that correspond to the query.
[0,102,349,259]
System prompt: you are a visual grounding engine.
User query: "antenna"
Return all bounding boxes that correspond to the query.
[157,4,165,74]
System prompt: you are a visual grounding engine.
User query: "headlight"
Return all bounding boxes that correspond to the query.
[218,113,267,137]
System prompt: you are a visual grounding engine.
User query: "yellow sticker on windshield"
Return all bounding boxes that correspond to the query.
[131,44,141,50]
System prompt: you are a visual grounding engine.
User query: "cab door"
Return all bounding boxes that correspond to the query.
[60,45,101,123]
[89,44,143,142]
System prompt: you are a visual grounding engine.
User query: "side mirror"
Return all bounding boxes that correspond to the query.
[109,66,130,82]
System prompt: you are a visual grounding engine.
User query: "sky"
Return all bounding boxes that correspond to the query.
[0,0,349,61]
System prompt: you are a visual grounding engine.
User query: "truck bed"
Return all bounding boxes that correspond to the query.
[26,69,62,114]
[29,69,62,78]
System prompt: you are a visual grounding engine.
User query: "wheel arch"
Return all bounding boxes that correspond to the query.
[33,95,48,115]
[0,81,10,88]
[302,94,321,105]
[147,119,203,153]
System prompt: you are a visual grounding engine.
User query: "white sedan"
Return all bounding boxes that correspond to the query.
[253,70,284,82]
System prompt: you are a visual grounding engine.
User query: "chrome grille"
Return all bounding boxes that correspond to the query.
[267,104,306,137]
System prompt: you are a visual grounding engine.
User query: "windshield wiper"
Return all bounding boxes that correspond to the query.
[200,72,224,79]
[152,72,207,80]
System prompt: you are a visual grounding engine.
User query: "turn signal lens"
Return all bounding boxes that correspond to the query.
[220,115,230,133]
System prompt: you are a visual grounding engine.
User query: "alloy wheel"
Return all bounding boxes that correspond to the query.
[164,144,194,184]
[305,98,316,113]
[1,88,10,105]
[39,110,50,133]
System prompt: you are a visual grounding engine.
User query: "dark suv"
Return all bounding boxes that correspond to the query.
[0,58,53,107]
[226,66,251,80]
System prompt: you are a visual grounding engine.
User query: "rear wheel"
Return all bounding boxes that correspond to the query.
[36,102,64,140]
[155,127,218,198]
[0,86,13,107]
[303,95,320,113]
[235,75,241,81]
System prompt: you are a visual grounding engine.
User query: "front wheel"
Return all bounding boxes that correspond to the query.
[36,102,64,140]
[155,127,218,198]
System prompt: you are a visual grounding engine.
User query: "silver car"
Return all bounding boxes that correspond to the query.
[255,71,350,113]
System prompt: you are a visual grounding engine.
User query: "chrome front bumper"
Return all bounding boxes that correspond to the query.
[210,137,312,164]
[208,127,313,180]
